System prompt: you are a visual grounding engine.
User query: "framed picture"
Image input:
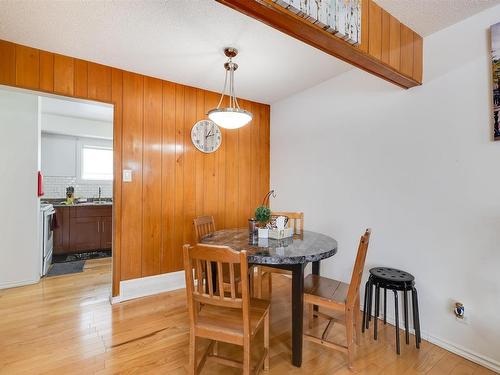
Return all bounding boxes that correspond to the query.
[491,21,500,140]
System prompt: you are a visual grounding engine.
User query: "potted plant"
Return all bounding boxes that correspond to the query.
[255,205,271,238]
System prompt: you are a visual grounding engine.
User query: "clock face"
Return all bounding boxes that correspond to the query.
[191,120,222,153]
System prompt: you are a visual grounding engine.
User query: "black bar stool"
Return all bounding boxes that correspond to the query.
[362,267,421,354]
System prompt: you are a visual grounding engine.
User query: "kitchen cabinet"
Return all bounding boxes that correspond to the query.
[53,204,112,254]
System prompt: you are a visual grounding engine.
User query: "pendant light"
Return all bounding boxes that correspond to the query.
[208,47,252,129]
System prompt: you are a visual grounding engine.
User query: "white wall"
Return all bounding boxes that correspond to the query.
[271,5,500,372]
[41,133,113,199]
[0,87,40,289]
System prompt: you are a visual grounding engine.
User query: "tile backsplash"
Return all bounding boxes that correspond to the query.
[43,176,112,199]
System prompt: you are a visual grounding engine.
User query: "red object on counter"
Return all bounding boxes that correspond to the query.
[37,171,44,197]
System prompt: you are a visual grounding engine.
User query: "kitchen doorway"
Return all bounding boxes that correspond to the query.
[0,85,114,297]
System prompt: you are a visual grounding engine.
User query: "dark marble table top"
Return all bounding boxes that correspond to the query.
[200,229,338,265]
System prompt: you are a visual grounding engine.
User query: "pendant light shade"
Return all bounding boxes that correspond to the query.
[208,47,252,129]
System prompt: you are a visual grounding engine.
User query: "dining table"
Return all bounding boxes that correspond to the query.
[200,228,338,367]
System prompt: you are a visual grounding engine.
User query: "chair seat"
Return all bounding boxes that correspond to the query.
[196,298,270,344]
[260,265,290,275]
[304,274,349,309]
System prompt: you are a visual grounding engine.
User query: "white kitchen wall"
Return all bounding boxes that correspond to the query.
[0,87,40,289]
[271,4,500,372]
[41,133,112,199]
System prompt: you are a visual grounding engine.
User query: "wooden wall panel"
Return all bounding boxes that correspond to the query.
[0,40,16,85]
[39,51,54,92]
[381,10,390,65]
[413,34,423,82]
[0,39,271,290]
[111,68,123,297]
[161,82,176,274]
[182,86,197,262]
[173,84,185,272]
[54,55,74,96]
[74,59,88,98]
[88,62,112,102]
[15,45,39,89]
[238,99,252,227]
[400,24,414,78]
[142,77,162,277]
[121,72,144,280]
[360,0,369,53]
[389,17,401,70]
[368,1,382,60]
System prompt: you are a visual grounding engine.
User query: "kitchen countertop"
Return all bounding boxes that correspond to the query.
[43,200,113,208]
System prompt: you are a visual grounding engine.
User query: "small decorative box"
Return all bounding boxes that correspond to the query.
[268,227,293,240]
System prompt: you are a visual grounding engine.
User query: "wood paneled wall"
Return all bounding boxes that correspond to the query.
[0,39,270,295]
[360,0,423,83]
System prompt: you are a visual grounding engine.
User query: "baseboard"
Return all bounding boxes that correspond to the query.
[110,271,185,304]
[0,277,40,290]
[363,310,500,373]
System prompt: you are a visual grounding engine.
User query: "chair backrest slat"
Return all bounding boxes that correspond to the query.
[206,260,214,297]
[347,229,372,307]
[193,216,216,242]
[183,244,249,322]
[217,261,225,300]
[271,211,304,235]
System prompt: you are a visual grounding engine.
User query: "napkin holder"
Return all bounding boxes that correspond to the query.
[268,227,293,240]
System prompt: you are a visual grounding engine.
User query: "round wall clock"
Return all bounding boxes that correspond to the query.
[191,119,222,153]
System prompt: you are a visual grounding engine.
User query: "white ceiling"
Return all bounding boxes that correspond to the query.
[0,1,498,104]
[375,0,500,36]
[40,96,113,122]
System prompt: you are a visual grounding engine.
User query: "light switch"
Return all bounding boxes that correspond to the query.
[123,169,132,182]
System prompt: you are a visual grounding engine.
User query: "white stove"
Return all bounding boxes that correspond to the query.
[40,203,55,276]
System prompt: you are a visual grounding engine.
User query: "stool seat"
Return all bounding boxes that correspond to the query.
[369,267,414,284]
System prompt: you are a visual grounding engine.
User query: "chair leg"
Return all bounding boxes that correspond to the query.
[308,302,314,329]
[403,290,410,345]
[256,267,262,299]
[366,278,373,329]
[394,290,400,355]
[383,287,387,325]
[264,312,270,371]
[412,286,421,348]
[189,331,198,375]
[362,280,369,333]
[354,294,361,345]
[346,309,355,369]
[212,340,218,356]
[267,271,272,299]
[243,338,251,375]
[374,283,380,340]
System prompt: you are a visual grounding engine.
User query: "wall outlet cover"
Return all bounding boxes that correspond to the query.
[123,169,132,182]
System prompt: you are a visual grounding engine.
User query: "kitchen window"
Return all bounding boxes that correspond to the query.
[80,145,113,181]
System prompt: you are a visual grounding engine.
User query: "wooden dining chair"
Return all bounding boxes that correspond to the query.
[256,212,304,299]
[193,215,216,242]
[183,244,270,375]
[303,229,371,369]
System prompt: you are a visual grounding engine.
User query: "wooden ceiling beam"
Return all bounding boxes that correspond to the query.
[216,0,423,89]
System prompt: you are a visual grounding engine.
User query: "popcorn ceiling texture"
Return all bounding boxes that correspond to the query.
[43,176,112,199]
[374,0,499,36]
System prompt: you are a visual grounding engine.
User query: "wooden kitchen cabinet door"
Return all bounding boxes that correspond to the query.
[100,216,113,250]
[69,216,101,252]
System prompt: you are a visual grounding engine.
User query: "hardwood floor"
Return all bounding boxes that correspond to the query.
[0,258,494,374]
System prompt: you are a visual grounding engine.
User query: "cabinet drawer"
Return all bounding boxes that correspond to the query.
[71,205,112,218]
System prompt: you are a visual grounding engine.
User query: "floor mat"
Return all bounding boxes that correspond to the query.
[47,261,85,276]
[52,250,111,263]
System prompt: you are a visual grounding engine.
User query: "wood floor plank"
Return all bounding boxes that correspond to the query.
[0,259,494,375]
